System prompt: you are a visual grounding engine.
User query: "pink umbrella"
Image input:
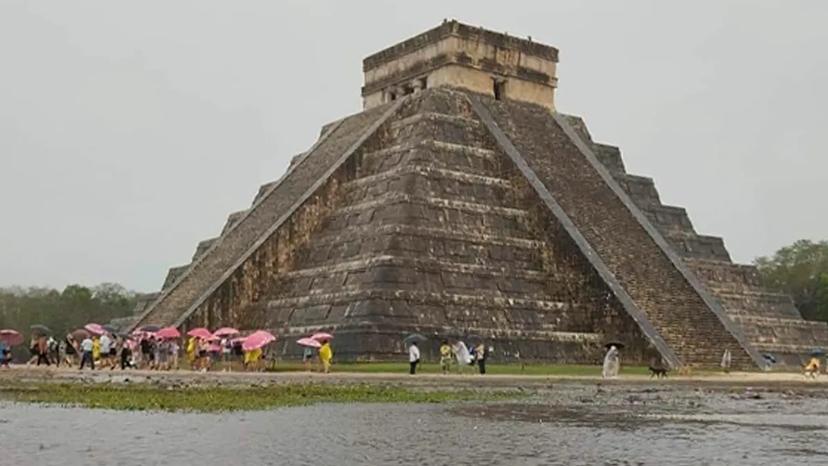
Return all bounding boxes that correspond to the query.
[207,343,222,353]
[0,329,23,347]
[186,328,213,340]
[85,323,105,335]
[242,330,276,351]
[310,332,333,342]
[213,327,239,337]
[156,327,181,339]
[297,337,321,348]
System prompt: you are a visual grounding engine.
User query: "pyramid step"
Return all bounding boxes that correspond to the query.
[471,95,760,368]
[361,140,501,179]
[192,237,218,261]
[131,99,400,328]
[162,264,190,290]
[388,111,490,149]
[345,165,515,210]
[663,231,731,262]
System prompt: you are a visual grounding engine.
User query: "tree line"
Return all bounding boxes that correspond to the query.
[0,283,138,342]
[755,239,828,322]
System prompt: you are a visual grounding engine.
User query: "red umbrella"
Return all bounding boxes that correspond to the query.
[242,330,276,351]
[297,337,321,348]
[0,329,23,347]
[310,332,333,342]
[156,327,181,339]
[213,327,240,337]
[186,328,213,340]
[85,323,105,335]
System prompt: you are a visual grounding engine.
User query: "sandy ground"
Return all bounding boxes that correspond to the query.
[2,364,827,392]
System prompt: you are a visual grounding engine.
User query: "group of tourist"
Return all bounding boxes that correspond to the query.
[407,339,490,375]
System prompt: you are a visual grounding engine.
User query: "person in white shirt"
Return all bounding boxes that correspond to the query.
[408,342,421,375]
[80,337,94,370]
[99,334,112,369]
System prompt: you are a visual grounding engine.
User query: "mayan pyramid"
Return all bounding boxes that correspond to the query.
[130,21,828,368]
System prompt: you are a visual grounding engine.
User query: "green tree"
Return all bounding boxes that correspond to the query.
[755,239,828,322]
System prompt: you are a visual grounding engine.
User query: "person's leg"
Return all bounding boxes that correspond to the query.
[409,361,415,375]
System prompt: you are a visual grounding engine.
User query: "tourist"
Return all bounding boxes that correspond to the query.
[302,346,315,372]
[243,346,263,371]
[36,335,50,366]
[602,345,620,379]
[79,335,94,370]
[721,349,732,374]
[408,341,421,375]
[120,338,133,370]
[453,340,472,374]
[63,334,78,366]
[804,356,821,379]
[92,335,101,366]
[25,337,34,365]
[140,336,152,369]
[221,338,232,372]
[99,333,112,369]
[198,338,212,372]
[186,336,197,369]
[169,339,180,370]
[476,343,488,375]
[439,340,453,374]
[319,339,333,374]
[0,341,10,367]
[47,336,58,365]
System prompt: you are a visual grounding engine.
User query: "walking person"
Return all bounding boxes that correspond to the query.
[602,345,620,379]
[120,338,133,370]
[439,340,453,375]
[35,335,50,366]
[476,343,488,375]
[408,341,421,375]
[302,346,315,372]
[92,336,101,367]
[319,339,333,374]
[79,336,94,370]
[453,340,472,374]
[99,333,112,369]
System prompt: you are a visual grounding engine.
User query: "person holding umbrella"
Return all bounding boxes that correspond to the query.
[318,339,333,374]
[79,334,95,370]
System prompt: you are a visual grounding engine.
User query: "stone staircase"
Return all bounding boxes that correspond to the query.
[259,90,626,361]
[566,112,828,367]
[472,94,758,368]
[130,103,395,330]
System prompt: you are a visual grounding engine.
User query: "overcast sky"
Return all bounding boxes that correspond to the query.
[1,1,825,292]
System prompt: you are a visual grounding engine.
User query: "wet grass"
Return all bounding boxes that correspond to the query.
[0,382,521,413]
[266,361,655,376]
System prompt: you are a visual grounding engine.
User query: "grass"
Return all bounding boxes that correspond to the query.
[266,361,655,376]
[0,382,521,413]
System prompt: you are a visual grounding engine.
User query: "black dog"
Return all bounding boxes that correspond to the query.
[648,366,669,378]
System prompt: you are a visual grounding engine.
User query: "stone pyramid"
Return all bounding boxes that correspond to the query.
[131,21,827,368]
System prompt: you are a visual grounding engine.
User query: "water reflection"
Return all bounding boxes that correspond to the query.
[3,398,828,465]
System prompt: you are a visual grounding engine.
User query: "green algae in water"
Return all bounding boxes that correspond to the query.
[0,382,521,413]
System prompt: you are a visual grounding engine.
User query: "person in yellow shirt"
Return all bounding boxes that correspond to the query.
[439,340,453,375]
[92,336,101,363]
[318,340,333,374]
[804,356,821,378]
[243,347,263,371]
[185,337,197,368]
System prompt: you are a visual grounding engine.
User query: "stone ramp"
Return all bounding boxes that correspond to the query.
[130,103,395,329]
[471,95,762,368]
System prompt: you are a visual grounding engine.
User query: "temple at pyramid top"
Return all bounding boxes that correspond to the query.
[127,20,828,370]
[361,20,558,110]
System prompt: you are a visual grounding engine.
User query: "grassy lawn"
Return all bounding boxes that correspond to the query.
[0,382,521,412]
[266,361,654,376]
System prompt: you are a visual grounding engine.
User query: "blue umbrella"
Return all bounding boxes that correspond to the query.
[809,349,825,357]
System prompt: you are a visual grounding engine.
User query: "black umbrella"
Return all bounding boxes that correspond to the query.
[30,324,51,335]
[762,353,777,364]
[403,333,427,345]
[140,325,161,333]
[604,342,625,350]
[102,324,118,333]
[809,349,825,357]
